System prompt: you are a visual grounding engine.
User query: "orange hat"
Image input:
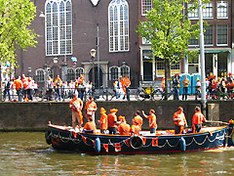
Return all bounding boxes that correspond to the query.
[118,116,126,122]
[110,108,118,113]
[100,107,106,113]
[229,73,232,76]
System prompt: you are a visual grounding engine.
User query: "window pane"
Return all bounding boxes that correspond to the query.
[217,25,227,45]
[217,2,228,19]
[141,0,152,16]
[204,25,213,45]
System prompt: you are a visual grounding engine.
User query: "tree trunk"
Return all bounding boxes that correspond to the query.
[164,59,168,100]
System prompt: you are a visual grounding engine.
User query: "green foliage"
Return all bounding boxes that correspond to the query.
[0,0,38,68]
[136,0,201,64]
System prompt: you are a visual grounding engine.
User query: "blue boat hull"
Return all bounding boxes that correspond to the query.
[46,123,234,155]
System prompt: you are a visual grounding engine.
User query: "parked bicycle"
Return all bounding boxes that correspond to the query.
[34,88,58,102]
[135,86,163,101]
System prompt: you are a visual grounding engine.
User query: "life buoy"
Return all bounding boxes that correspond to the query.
[45,130,52,145]
[180,137,186,152]
[129,136,143,150]
[95,138,101,153]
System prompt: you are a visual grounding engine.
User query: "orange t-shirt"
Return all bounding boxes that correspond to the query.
[118,123,130,135]
[193,111,206,125]
[13,79,23,90]
[69,98,83,112]
[107,113,117,128]
[173,111,186,126]
[123,77,131,87]
[146,114,157,128]
[83,121,96,131]
[100,113,108,130]
[133,115,143,129]
[85,101,97,116]
[130,124,141,135]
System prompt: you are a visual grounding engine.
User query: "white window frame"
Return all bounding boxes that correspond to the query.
[75,67,84,79]
[36,69,45,83]
[217,1,228,19]
[67,68,75,81]
[45,0,72,56]
[109,65,130,80]
[187,3,199,20]
[217,25,228,46]
[203,3,213,19]
[108,0,129,52]
[141,0,152,16]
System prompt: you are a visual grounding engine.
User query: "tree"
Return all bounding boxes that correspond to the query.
[0,0,38,68]
[137,0,200,100]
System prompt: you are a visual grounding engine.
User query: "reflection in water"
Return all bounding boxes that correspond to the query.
[1,132,234,175]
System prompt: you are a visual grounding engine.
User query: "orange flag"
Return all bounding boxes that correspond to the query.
[72,131,77,138]
[142,137,146,145]
[125,138,130,147]
[92,140,95,148]
[115,143,121,152]
[103,144,109,152]
[152,138,158,146]
[82,136,87,143]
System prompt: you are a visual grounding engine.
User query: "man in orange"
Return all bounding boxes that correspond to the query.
[98,107,108,134]
[85,96,97,123]
[123,74,131,101]
[54,75,62,101]
[76,74,85,100]
[130,119,141,135]
[69,94,83,131]
[133,110,143,130]
[192,106,206,133]
[142,109,157,134]
[173,106,188,134]
[13,76,23,102]
[107,108,118,134]
[118,116,130,135]
[83,115,96,133]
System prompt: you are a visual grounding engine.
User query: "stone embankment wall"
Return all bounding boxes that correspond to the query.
[0,101,233,131]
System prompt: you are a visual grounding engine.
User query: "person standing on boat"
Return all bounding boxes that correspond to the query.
[192,106,206,133]
[85,96,97,123]
[98,107,108,134]
[133,110,143,130]
[107,108,118,134]
[130,119,141,135]
[83,115,96,133]
[118,116,130,135]
[142,109,157,134]
[173,106,188,134]
[69,94,83,131]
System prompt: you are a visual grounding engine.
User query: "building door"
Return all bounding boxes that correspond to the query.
[205,54,213,77]
[143,61,153,81]
[218,53,227,77]
[89,67,103,88]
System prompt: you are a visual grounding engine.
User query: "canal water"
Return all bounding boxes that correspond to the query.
[1,132,234,176]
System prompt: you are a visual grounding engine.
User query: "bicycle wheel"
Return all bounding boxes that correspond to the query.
[51,91,58,101]
[135,90,146,101]
[101,92,112,101]
[152,90,163,101]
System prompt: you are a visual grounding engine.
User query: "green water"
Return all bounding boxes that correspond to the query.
[1,132,234,175]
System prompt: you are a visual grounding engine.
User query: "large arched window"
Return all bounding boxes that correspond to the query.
[67,68,75,82]
[75,67,84,79]
[108,0,129,52]
[45,0,72,56]
[35,69,45,83]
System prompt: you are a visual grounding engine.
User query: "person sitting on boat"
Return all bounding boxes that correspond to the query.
[130,119,141,136]
[83,115,96,133]
[118,116,130,135]
[133,110,143,130]
[85,96,97,123]
[173,106,188,134]
[98,107,108,134]
[192,106,206,133]
[107,108,118,134]
[69,93,83,131]
[142,109,157,134]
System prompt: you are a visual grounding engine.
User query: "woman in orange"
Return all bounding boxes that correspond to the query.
[142,109,157,134]
[83,115,96,133]
[98,107,108,134]
[173,106,188,134]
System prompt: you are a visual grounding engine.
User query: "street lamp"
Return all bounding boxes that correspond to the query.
[90,49,96,87]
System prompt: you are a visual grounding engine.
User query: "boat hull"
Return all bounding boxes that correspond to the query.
[46,123,234,155]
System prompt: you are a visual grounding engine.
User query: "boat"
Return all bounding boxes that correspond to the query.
[45,120,234,155]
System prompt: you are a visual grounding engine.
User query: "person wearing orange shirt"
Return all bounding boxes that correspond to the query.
[192,106,206,133]
[133,110,143,130]
[118,116,130,135]
[54,75,62,101]
[118,76,125,99]
[142,109,157,134]
[123,74,131,101]
[21,74,28,101]
[83,115,96,133]
[85,96,97,123]
[107,108,118,134]
[69,94,83,131]
[173,106,188,134]
[13,76,23,102]
[130,119,141,135]
[76,74,85,100]
[98,107,108,134]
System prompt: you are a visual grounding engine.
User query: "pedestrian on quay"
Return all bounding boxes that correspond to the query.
[192,106,206,133]
[3,78,11,101]
[21,74,28,101]
[173,106,188,134]
[123,74,131,101]
[142,109,157,134]
[172,73,180,100]
[13,76,23,102]
[182,75,190,100]
[54,75,62,101]
[69,93,83,131]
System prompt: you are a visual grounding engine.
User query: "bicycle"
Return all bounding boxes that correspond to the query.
[92,86,116,101]
[135,86,163,101]
[36,88,58,102]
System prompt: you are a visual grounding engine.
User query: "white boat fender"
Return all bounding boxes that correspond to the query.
[95,138,101,153]
[180,137,186,152]
[129,136,143,150]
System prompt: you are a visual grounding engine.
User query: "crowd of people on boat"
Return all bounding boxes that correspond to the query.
[161,72,234,101]
[69,92,207,135]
